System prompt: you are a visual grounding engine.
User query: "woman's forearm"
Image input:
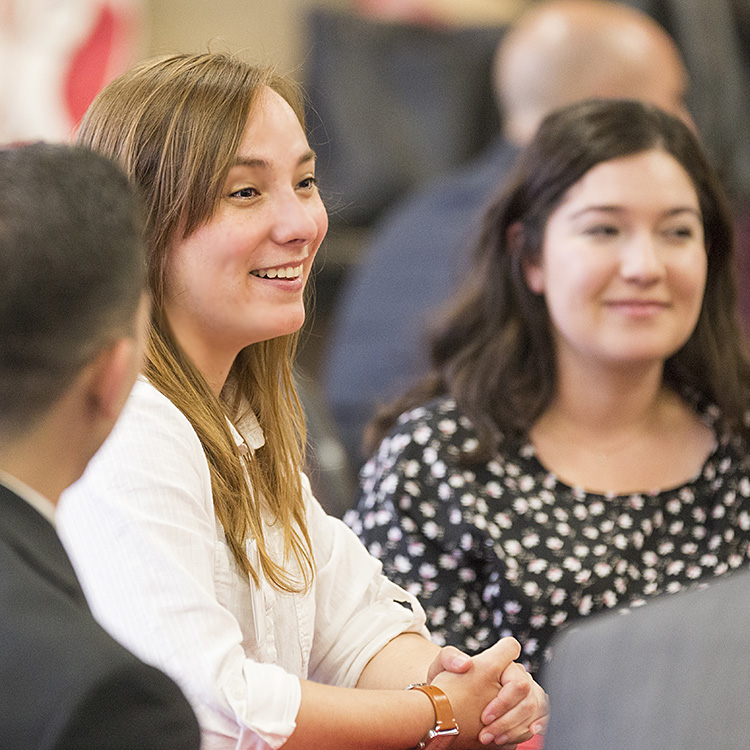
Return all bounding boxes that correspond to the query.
[355,632,443,690]
[284,679,435,750]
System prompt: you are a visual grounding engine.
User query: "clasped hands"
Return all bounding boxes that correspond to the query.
[426,638,548,748]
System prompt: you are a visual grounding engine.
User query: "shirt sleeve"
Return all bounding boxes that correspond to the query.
[57,380,301,750]
[303,476,429,687]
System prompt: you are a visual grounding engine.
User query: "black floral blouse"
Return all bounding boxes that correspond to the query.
[345,397,750,677]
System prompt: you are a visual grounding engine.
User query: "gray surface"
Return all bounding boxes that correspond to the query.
[543,568,750,749]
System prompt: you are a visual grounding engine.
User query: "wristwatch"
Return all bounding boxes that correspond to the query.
[406,683,460,749]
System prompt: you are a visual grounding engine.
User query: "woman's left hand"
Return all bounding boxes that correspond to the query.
[479,660,549,747]
[426,645,473,681]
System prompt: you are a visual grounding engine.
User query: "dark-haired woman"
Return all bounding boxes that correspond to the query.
[347,98,750,677]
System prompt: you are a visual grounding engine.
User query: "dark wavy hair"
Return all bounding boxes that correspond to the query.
[367,98,750,461]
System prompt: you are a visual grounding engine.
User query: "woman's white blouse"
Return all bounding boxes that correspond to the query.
[58,378,427,749]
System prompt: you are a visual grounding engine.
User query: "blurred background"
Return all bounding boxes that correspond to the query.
[2,0,749,515]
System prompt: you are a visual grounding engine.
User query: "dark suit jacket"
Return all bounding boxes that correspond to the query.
[0,483,201,749]
[541,568,750,750]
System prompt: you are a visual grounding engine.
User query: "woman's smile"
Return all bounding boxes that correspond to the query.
[602,298,671,317]
[249,262,304,280]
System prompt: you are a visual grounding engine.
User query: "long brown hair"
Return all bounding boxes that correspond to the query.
[368,99,750,461]
[77,52,314,591]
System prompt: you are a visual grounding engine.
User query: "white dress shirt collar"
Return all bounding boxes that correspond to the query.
[0,469,57,525]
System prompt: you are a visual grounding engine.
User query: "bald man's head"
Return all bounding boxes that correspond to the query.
[496,0,690,146]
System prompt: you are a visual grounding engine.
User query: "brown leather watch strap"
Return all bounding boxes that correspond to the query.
[406,683,459,749]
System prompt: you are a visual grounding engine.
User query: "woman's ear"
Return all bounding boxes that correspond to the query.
[508,222,545,294]
[524,260,545,295]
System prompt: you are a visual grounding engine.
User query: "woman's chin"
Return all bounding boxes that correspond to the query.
[247,311,307,345]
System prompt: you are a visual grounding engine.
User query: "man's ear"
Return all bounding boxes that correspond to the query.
[86,337,139,423]
[508,222,544,294]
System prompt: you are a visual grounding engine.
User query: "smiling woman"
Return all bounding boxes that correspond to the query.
[55,52,548,750]
[347,98,750,679]
[162,86,327,394]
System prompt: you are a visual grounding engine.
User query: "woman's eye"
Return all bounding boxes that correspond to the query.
[584,224,619,238]
[664,226,695,240]
[230,187,258,199]
[298,176,318,191]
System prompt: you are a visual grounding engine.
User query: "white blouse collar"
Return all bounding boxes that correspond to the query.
[227,409,265,455]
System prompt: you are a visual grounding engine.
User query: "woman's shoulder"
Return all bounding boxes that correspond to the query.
[61,377,214,520]
[368,396,481,467]
[128,376,187,415]
[122,377,198,434]
[391,396,474,434]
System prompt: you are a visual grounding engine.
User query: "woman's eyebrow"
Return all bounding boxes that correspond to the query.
[232,149,317,169]
[568,205,701,220]
[569,205,621,219]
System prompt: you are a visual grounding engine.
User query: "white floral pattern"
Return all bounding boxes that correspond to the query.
[346,397,750,677]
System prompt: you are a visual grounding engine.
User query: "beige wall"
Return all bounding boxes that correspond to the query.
[144,0,350,75]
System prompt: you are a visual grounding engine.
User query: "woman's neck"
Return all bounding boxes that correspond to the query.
[162,310,238,397]
[529,356,714,494]
[545,356,666,438]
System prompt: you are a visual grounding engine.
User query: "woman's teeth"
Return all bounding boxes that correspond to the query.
[251,264,303,279]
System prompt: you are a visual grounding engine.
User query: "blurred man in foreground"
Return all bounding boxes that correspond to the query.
[0,142,200,749]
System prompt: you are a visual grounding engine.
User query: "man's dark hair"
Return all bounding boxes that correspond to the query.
[0,142,146,432]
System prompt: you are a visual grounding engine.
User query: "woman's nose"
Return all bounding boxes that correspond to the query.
[270,192,321,247]
[620,232,665,283]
